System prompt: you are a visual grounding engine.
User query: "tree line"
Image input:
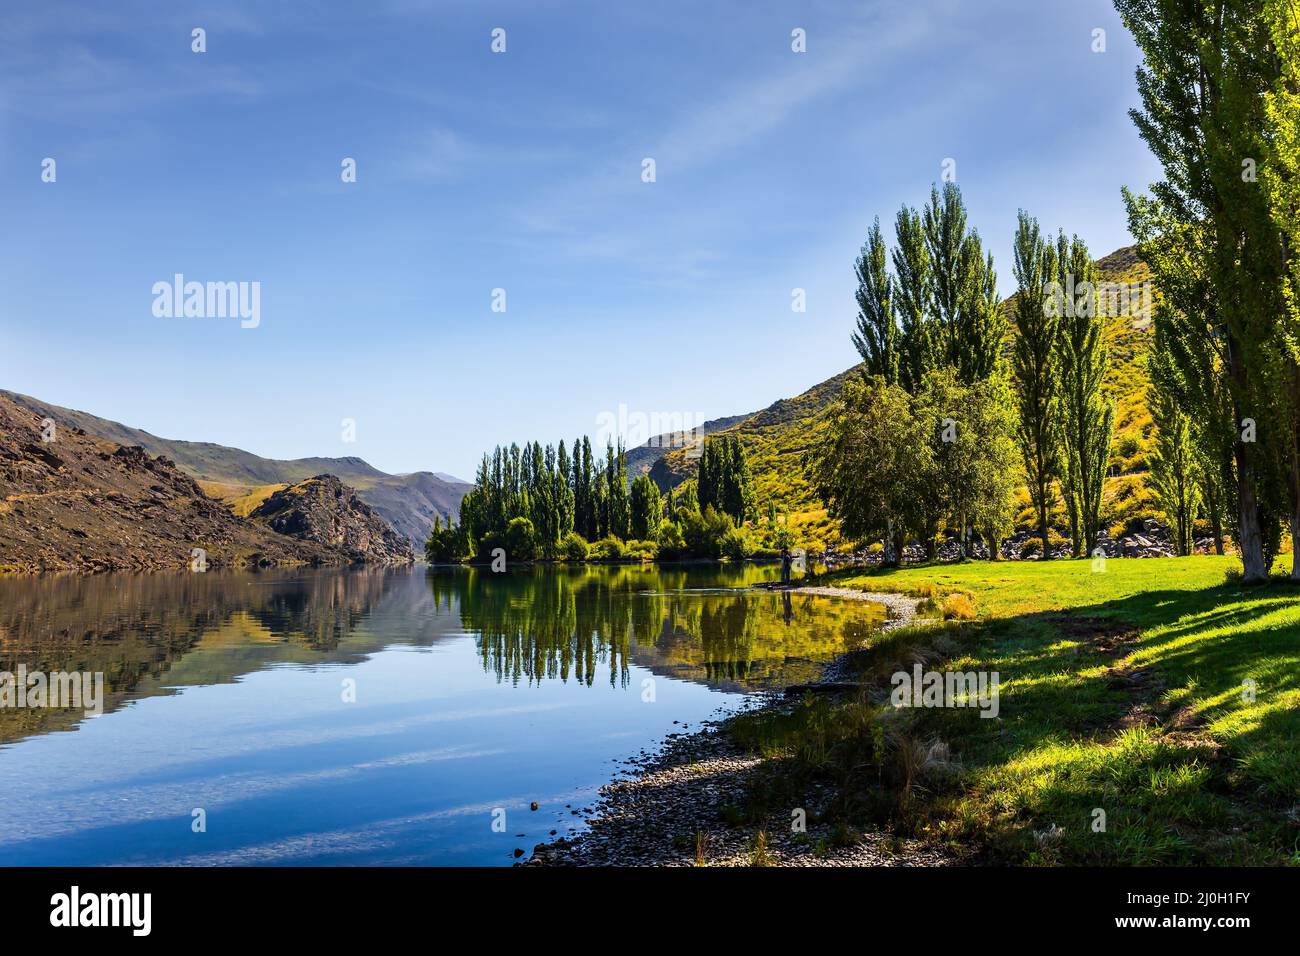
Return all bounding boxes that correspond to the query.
[427,433,758,562]
[816,0,1299,581]
[815,180,1114,563]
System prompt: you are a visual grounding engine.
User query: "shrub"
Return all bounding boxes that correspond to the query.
[425,521,470,563]
[720,528,752,561]
[560,531,589,561]
[624,539,659,561]
[941,593,976,620]
[915,597,941,617]
[504,517,538,561]
[589,536,626,560]
[680,505,733,559]
[656,521,686,560]
[475,530,505,563]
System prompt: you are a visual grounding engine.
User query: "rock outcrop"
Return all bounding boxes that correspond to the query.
[248,475,414,564]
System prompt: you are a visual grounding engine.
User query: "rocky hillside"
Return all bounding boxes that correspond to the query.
[0,393,338,573]
[0,390,470,548]
[248,475,414,564]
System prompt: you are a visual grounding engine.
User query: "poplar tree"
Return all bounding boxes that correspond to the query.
[630,474,663,541]
[1116,0,1285,581]
[1054,232,1114,557]
[851,218,898,383]
[1264,0,1300,577]
[1011,211,1061,559]
[955,232,1006,383]
[893,205,934,394]
[1149,350,1201,556]
[924,182,969,369]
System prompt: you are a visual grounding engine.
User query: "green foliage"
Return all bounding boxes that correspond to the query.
[629,473,663,541]
[1149,344,1202,556]
[603,440,631,541]
[852,218,898,384]
[474,530,504,563]
[656,520,686,560]
[623,539,659,561]
[424,513,470,563]
[810,370,1016,560]
[1010,211,1061,556]
[588,536,626,561]
[720,527,753,561]
[1117,0,1290,581]
[697,436,755,525]
[679,505,735,560]
[459,434,639,559]
[560,531,589,561]
[1053,231,1115,557]
[504,516,537,561]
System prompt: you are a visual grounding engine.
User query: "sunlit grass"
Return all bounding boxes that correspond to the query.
[732,556,1300,864]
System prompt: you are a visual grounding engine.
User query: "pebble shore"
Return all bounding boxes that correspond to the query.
[526,586,950,867]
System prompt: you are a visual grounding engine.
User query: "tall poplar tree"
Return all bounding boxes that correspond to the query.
[1149,349,1201,556]
[851,218,898,383]
[1011,211,1061,559]
[893,205,934,394]
[1116,0,1285,581]
[1054,232,1114,557]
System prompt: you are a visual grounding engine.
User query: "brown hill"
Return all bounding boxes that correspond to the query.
[0,390,470,549]
[0,393,338,572]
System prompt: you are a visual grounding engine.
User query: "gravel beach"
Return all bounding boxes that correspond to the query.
[526,585,951,867]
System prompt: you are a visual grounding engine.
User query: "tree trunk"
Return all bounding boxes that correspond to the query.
[1291,369,1300,580]
[1228,342,1267,582]
[1234,437,1268,581]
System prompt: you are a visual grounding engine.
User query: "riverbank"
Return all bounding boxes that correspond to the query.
[529,557,1300,867]
[527,585,945,867]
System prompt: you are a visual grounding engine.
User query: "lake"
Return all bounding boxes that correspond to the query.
[0,564,886,865]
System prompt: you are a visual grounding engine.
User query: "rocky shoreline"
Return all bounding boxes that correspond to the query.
[525,586,949,867]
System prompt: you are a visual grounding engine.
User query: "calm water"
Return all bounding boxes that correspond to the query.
[0,564,885,866]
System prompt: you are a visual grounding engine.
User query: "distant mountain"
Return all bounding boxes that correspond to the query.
[1,390,470,549]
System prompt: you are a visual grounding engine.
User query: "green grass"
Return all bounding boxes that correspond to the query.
[727,556,1300,865]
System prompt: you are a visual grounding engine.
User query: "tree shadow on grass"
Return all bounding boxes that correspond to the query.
[933,580,1300,863]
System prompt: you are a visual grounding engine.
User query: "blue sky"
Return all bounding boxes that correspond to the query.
[0,0,1160,479]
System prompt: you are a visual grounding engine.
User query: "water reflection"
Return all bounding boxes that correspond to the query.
[0,564,885,749]
[0,565,888,865]
[429,564,886,692]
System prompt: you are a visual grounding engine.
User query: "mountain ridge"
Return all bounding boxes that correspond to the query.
[0,390,470,548]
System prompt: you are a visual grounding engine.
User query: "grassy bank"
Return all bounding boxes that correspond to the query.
[727,556,1300,865]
